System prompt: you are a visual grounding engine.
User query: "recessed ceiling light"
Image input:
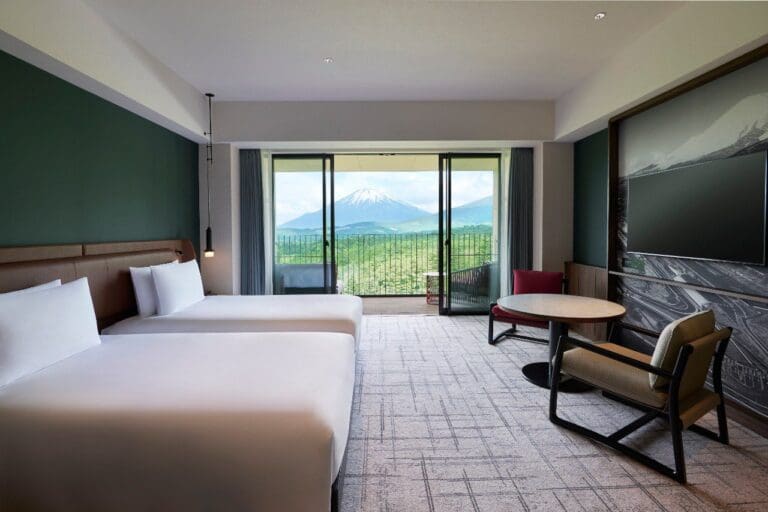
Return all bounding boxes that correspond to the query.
[594,12,606,21]
[323,57,334,64]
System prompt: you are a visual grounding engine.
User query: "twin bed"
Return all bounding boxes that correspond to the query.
[104,293,362,344]
[0,240,362,512]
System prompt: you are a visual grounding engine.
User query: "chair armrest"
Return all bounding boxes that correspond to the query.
[559,336,675,379]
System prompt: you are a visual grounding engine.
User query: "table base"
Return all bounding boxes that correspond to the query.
[521,362,592,393]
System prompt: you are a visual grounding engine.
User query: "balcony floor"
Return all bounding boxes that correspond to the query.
[362,296,438,315]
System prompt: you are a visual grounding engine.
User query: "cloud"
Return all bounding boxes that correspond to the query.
[274,169,495,224]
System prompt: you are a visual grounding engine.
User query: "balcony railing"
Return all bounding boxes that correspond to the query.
[275,232,493,296]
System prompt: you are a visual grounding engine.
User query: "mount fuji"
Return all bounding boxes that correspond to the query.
[280,188,431,229]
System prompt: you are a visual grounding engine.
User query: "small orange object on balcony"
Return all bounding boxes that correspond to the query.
[423,271,440,305]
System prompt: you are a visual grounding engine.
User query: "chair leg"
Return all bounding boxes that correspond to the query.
[491,323,551,346]
[683,402,729,446]
[549,336,570,420]
[549,348,563,422]
[670,415,687,484]
[717,402,729,444]
[488,310,495,344]
[488,309,525,346]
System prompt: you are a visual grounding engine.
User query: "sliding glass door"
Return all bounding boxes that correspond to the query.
[439,154,500,314]
[272,155,336,294]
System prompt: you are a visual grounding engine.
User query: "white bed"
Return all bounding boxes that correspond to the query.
[103,294,364,345]
[0,331,355,512]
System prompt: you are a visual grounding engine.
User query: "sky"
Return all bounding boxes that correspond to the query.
[274,170,495,225]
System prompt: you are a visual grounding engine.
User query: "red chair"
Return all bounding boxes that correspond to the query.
[488,269,565,345]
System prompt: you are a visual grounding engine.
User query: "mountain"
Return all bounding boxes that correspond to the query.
[391,195,493,232]
[278,188,493,234]
[450,195,493,227]
[279,188,430,229]
[335,222,398,235]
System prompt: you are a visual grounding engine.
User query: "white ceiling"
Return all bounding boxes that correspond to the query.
[84,0,683,102]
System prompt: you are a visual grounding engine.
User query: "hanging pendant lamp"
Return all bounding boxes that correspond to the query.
[204,92,215,258]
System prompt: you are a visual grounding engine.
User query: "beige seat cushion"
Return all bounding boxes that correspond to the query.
[650,310,715,389]
[679,388,721,428]
[561,343,667,409]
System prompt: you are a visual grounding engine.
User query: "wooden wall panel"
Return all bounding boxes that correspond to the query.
[565,262,609,340]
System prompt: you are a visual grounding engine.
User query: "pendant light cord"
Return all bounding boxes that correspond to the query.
[205,93,214,228]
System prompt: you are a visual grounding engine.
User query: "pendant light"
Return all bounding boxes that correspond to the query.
[204,92,215,258]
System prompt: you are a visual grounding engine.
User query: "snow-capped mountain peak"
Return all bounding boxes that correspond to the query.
[339,188,395,206]
[280,188,431,229]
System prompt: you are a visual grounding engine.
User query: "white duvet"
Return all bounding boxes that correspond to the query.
[0,332,355,512]
[103,294,363,345]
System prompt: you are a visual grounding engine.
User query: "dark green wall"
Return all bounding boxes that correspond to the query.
[573,129,608,267]
[0,50,199,249]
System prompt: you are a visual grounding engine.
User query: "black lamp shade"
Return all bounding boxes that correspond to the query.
[204,226,214,257]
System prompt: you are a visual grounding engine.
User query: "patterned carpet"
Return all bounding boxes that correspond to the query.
[340,315,768,511]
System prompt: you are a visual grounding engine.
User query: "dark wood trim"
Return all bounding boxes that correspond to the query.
[610,270,768,305]
[0,244,82,264]
[0,240,194,265]
[83,239,194,260]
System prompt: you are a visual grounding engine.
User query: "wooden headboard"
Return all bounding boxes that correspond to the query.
[0,240,196,330]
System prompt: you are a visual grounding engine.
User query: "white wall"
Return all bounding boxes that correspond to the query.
[555,2,768,141]
[215,101,554,143]
[199,144,240,294]
[535,142,573,273]
[0,0,207,142]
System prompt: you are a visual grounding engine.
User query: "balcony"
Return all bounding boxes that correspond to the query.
[274,231,494,299]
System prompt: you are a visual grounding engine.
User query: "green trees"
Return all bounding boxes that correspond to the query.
[275,227,493,295]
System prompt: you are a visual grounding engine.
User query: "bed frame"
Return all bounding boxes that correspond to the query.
[0,239,195,330]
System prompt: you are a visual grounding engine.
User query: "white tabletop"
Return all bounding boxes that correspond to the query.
[497,294,626,323]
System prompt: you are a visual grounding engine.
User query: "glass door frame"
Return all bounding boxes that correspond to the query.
[438,152,502,315]
[271,153,336,294]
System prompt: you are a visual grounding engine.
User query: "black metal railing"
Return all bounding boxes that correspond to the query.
[274,232,493,296]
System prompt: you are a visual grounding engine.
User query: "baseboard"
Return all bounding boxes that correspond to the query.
[726,399,768,439]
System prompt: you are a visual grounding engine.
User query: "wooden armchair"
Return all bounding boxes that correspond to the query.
[549,310,731,483]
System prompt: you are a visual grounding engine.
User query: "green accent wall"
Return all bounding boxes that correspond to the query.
[573,129,608,268]
[0,50,199,249]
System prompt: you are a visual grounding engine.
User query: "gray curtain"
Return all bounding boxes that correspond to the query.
[508,148,534,288]
[240,149,265,294]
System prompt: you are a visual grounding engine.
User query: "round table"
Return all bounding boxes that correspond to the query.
[496,294,626,391]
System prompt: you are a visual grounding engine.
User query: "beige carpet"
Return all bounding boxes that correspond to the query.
[340,314,768,511]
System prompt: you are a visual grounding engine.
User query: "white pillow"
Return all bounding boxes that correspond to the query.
[130,260,178,317]
[151,260,204,316]
[1,279,61,296]
[0,277,100,387]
